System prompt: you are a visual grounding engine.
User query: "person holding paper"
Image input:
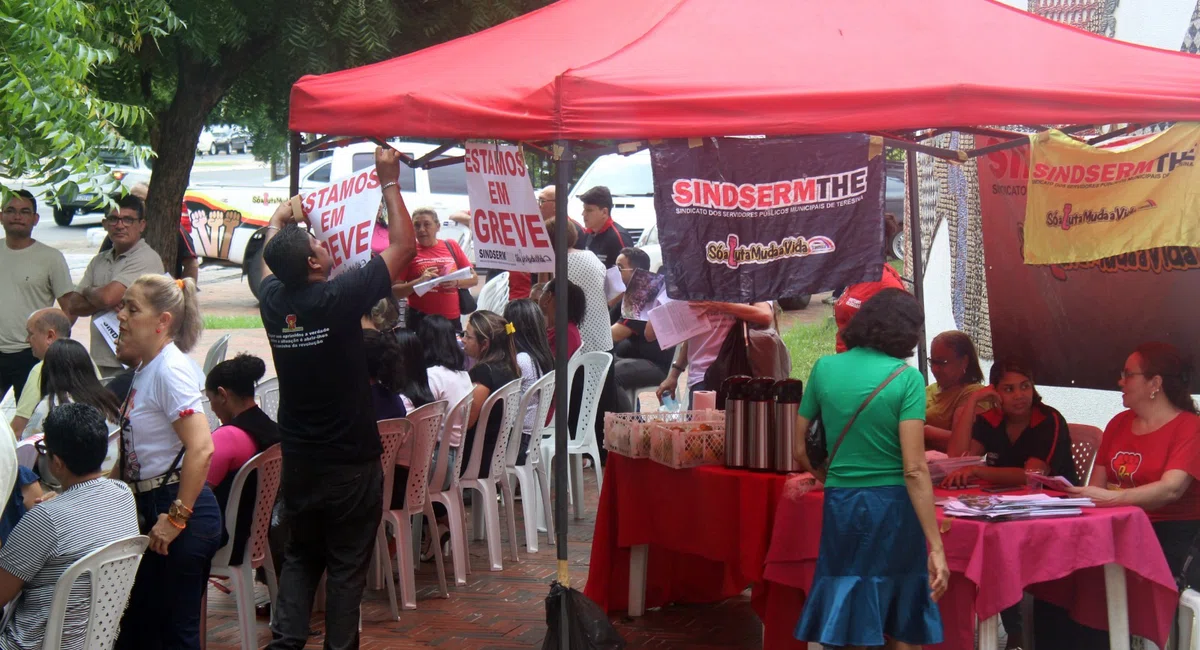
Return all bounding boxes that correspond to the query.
[62,194,164,377]
[611,248,674,411]
[652,301,772,406]
[941,359,1075,488]
[255,146,418,650]
[392,207,477,328]
[0,190,72,401]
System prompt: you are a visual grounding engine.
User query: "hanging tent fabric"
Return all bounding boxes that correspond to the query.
[291,0,1200,140]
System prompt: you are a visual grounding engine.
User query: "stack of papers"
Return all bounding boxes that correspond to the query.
[941,493,1094,521]
[928,456,985,483]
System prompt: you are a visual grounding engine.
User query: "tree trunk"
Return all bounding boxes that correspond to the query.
[144,61,226,275]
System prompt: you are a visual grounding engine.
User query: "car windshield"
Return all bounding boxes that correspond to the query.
[577,152,653,197]
[99,151,136,167]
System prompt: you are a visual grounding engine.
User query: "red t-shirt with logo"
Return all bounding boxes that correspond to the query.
[1097,410,1200,522]
[834,264,906,353]
[403,239,471,320]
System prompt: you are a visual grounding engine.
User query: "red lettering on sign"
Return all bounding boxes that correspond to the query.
[488,180,511,205]
[497,211,517,246]
[366,169,380,189]
[526,214,550,248]
[354,172,368,194]
[353,219,370,254]
[472,209,490,243]
[672,180,693,206]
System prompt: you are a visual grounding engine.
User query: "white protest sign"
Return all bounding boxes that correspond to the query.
[464,142,555,273]
[92,311,120,354]
[299,167,382,278]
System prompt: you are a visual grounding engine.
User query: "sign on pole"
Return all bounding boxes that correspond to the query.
[464,142,555,273]
[300,167,383,278]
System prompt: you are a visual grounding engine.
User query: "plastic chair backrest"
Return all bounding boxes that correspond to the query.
[1069,423,1103,486]
[15,438,38,470]
[444,393,475,489]
[433,392,474,494]
[507,371,555,468]
[211,444,283,568]
[43,535,149,650]
[461,379,522,480]
[203,334,232,375]
[378,418,413,512]
[476,272,510,314]
[198,397,221,433]
[402,401,448,515]
[255,377,280,421]
[566,352,613,444]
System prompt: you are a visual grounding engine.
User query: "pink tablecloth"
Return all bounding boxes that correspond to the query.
[762,488,1179,650]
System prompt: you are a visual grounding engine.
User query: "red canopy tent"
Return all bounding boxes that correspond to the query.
[290,0,1200,140]
[286,4,1200,642]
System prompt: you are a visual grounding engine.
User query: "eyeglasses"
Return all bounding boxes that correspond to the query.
[34,439,47,456]
[1119,371,1145,380]
[2,207,34,217]
[537,197,555,206]
[104,216,141,226]
[929,358,953,366]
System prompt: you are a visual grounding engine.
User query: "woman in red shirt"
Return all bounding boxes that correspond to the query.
[1072,342,1200,573]
[392,208,477,325]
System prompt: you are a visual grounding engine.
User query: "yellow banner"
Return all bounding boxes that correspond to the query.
[1023,123,1200,264]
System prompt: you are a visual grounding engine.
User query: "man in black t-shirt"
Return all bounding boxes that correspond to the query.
[257,147,417,650]
[578,185,631,269]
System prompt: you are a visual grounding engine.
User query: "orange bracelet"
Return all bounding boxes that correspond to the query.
[166,515,187,530]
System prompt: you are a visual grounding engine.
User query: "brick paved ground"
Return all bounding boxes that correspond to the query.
[202,473,765,649]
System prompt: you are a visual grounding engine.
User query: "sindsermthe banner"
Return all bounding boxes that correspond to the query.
[651,135,886,303]
[980,137,1200,392]
[1023,123,1200,264]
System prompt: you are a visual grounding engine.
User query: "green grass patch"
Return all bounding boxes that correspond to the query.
[782,318,837,382]
[203,314,263,330]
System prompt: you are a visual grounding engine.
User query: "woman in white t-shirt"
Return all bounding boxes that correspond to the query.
[112,274,219,650]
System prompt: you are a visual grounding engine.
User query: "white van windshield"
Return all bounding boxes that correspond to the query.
[577,152,653,197]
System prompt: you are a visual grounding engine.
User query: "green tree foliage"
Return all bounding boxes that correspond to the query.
[95,0,548,273]
[0,0,180,205]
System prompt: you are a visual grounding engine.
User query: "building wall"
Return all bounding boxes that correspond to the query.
[920,0,1199,427]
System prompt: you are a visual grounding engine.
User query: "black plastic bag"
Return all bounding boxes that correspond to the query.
[542,582,626,650]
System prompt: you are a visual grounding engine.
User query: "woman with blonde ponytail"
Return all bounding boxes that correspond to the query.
[112,274,220,650]
[460,310,520,478]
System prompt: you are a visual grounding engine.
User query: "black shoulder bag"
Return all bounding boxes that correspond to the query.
[805,365,906,471]
[447,241,478,314]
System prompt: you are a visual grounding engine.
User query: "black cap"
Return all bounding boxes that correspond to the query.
[721,375,752,400]
[745,377,776,400]
[771,379,804,403]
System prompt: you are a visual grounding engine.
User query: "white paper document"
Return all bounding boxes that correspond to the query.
[604,266,626,301]
[412,266,474,297]
[92,311,121,354]
[1025,473,1077,492]
[647,300,710,349]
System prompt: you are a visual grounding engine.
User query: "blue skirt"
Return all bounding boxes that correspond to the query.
[795,485,943,647]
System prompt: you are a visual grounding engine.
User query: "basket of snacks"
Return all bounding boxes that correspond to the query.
[603,410,723,459]
[649,420,726,469]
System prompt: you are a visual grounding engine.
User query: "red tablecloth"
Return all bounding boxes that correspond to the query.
[762,488,1180,650]
[584,455,790,613]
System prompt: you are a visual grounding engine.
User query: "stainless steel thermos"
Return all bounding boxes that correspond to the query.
[746,378,776,470]
[771,379,805,472]
[722,376,752,468]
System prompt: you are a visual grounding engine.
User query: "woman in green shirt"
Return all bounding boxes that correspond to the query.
[793,288,948,649]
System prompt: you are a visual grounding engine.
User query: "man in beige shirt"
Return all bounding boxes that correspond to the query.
[61,195,163,377]
[0,191,73,401]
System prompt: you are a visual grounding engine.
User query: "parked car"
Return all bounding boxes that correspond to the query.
[182,141,470,298]
[52,150,153,226]
[196,129,215,156]
[206,126,250,155]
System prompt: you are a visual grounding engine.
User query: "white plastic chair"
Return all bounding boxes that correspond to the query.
[255,377,279,421]
[15,438,38,470]
[384,401,448,609]
[1069,423,1103,486]
[460,378,522,571]
[540,351,612,519]
[1179,588,1200,650]
[503,371,556,554]
[198,397,221,432]
[476,272,510,314]
[203,334,232,375]
[208,444,283,650]
[43,535,149,650]
[426,392,474,587]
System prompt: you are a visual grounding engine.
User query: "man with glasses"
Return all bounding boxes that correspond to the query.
[62,194,163,377]
[0,190,72,400]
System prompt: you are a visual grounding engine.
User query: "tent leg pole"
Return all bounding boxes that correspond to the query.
[553,140,574,650]
[289,132,301,197]
[905,149,928,381]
